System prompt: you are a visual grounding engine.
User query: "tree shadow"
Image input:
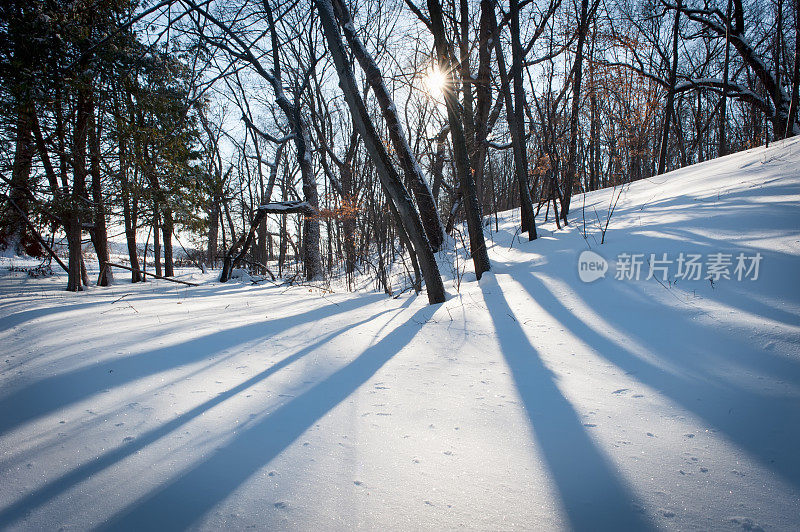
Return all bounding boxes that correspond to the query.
[480,275,653,530]
[0,294,383,435]
[0,306,393,528]
[519,272,800,490]
[0,301,105,331]
[94,303,429,530]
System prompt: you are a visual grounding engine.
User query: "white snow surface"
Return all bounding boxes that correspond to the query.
[1,139,800,530]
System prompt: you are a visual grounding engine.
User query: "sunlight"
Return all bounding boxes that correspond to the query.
[425,65,447,99]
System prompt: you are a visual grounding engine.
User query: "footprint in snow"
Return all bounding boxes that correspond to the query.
[274,502,288,509]
[728,516,764,531]
[612,388,629,395]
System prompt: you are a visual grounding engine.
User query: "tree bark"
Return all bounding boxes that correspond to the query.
[207,196,219,268]
[153,207,162,277]
[161,208,174,277]
[88,96,113,285]
[5,102,36,256]
[314,0,446,303]
[562,0,590,223]
[658,0,682,175]
[719,0,733,156]
[263,1,321,281]
[789,0,800,131]
[428,0,491,277]
[332,0,445,251]
[499,0,537,238]
[66,85,92,291]
[472,0,495,211]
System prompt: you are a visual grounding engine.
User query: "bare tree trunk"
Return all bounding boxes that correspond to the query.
[430,127,448,203]
[789,0,800,131]
[64,218,82,292]
[472,0,495,213]
[501,0,537,238]
[658,0,682,175]
[4,103,35,255]
[720,0,733,156]
[161,208,174,277]
[67,86,92,292]
[314,0,446,303]
[459,0,477,184]
[263,2,321,281]
[207,196,219,268]
[428,0,491,278]
[332,0,445,251]
[340,161,357,276]
[88,97,113,285]
[562,0,590,223]
[119,147,142,282]
[153,207,162,277]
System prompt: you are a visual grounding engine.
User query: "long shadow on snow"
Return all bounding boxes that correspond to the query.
[0,301,108,332]
[480,276,653,530]
[97,302,428,530]
[520,272,800,490]
[0,294,382,435]
[0,307,392,528]
[569,199,800,329]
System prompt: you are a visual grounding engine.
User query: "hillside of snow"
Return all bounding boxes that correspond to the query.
[1,138,799,530]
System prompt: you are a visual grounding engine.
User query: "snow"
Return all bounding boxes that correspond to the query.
[1,138,800,529]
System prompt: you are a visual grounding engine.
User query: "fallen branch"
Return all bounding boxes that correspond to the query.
[106,262,199,286]
[257,200,316,215]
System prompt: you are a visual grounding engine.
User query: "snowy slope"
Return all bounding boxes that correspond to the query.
[1,138,799,531]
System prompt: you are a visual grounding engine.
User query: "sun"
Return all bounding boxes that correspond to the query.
[425,65,447,99]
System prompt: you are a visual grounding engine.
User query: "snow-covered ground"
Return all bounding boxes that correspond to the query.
[1,138,799,530]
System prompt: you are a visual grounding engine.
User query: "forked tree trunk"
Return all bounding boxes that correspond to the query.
[315,0,446,303]
[428,0,491,278]
[495,1,537,239]
[263,2,321,281]
[332,0,445,251]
